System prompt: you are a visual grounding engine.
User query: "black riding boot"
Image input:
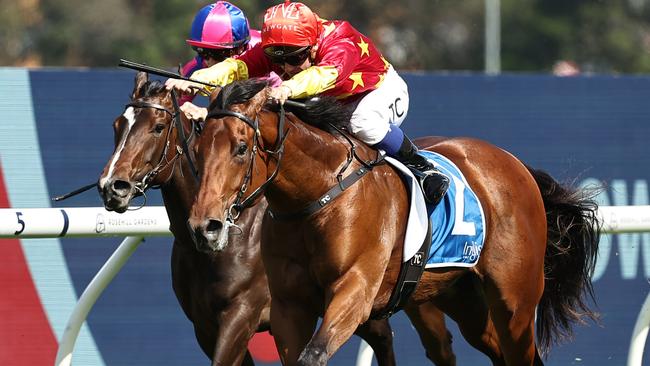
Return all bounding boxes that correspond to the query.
[394,135,449,206]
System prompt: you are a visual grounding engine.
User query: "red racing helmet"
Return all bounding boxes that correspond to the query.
[261,1,320,49]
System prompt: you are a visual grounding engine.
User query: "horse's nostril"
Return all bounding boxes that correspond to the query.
[206,219,223,233]
[111,180,132,197]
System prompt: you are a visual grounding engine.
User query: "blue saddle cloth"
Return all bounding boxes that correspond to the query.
[420,151,486,268]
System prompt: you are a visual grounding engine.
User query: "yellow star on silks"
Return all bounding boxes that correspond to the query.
[322,22,336,37]
[381,56,391,70]
[375,73,386,88]
[349,72,365,90]
[357,37,370,57]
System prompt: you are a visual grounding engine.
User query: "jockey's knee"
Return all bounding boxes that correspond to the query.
[348,117,390,145]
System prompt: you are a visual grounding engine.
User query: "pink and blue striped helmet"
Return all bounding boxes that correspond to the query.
[187,1,251,49]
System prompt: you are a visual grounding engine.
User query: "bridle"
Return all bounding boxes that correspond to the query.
[125,90,200,196]
[204,104,290,222]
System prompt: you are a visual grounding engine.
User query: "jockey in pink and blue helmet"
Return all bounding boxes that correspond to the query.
[179,1,261,105]
[187,2,250,52]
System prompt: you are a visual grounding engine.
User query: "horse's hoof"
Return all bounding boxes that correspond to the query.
[297,346,328,366]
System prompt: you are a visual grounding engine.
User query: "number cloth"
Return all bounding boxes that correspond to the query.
[422,151,486,267]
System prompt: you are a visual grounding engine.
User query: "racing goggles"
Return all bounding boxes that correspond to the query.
[192,46,234,62]
[264,46,311,66]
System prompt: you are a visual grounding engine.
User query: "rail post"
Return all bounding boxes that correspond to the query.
[627,291,650,366]
[54,236,145,366]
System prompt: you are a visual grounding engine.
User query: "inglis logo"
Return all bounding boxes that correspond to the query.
[462,241,482,262]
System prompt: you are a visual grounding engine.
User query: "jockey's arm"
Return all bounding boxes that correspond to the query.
[280,66,339,99]
[165,58,249,95]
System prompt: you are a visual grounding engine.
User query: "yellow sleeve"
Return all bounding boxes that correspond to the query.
[190,58,250,93]
[281,66,339,99]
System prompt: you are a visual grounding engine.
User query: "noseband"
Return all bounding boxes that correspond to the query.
[125,90,200,193]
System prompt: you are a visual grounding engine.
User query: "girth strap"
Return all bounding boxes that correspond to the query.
[372,219,433,319]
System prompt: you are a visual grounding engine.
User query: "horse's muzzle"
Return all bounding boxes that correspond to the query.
[99,179,134,213]
[189,218,230,253]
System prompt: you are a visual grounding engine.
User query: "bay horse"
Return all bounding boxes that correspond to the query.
[187,79,600,366]
[97,72,417,366]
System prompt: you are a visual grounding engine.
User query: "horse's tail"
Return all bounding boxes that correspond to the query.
[526,166,601,354]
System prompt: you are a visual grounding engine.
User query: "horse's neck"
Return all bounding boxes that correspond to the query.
[261,114,365,210]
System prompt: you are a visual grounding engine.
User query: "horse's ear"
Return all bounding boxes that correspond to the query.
[131,71,148,100]
[248,87,271,115]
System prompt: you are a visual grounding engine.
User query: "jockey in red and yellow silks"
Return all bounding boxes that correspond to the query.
[167,1,449,205]
[237,20,390,102]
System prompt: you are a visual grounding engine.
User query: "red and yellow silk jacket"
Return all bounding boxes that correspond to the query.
[191,19,392,103]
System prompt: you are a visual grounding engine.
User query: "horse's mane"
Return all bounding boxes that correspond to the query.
[208,78,270,111]
[208,78,351,133]
[286,95,351,134]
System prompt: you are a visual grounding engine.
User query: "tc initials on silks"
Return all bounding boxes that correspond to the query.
[388,97,405,122]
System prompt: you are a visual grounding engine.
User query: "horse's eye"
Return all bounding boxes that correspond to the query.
[237,142,248,156]
[154,123,166,134]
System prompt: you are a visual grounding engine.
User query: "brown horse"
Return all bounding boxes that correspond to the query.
[97,72,413,366]
[187,79,600,366]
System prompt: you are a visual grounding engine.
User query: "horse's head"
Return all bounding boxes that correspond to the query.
[188,79,272,252]
[98,71,191,213]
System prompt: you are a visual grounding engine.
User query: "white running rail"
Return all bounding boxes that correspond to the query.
[0,207,172,366]
[0,205,647,366]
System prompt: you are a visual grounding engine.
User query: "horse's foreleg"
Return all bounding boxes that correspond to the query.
[241,350,255,366]
[403,301,456,366]
[298,275,376,366]
[211,300,263,366]
[270,298,319,366]
[193,327,217,362]
[353,319,397,366]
